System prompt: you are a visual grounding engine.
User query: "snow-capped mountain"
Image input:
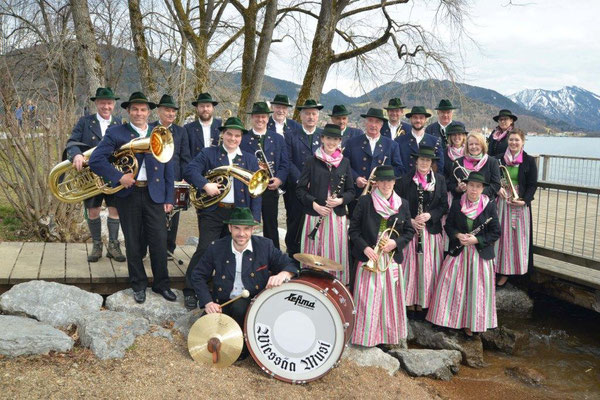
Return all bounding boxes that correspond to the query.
[509,86,600,132]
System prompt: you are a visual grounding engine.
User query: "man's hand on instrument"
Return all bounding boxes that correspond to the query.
[364,246,377,261]
[356,176,368,188]
[382,238,397,253]
[164,203,173,213]
[458,182,467,192]
[204,302,222,314]
[72,154,85,171]
[119,173,135,188]
[498,187,508,200]
[268,177,282,190]
[313,202,331,217]
[325,196,343,208]
[415,212,431,224]
[267,271,293,289]
[203,182,221,196]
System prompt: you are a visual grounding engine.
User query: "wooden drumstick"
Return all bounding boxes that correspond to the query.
[220,289,250,308]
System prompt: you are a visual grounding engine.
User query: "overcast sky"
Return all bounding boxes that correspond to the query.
[264,0,600,98]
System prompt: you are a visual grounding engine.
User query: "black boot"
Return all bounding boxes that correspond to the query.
[88,240,103,262]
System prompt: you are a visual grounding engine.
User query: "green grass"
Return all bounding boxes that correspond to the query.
[0,205,24,241]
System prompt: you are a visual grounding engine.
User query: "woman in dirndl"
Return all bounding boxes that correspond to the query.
[487,109,518,158]
[494,129,538,287]
[442,123,468,250]
[349,165,415,346]
[426,172,501,336]
[296,123,355,284]
[395,145,448,315]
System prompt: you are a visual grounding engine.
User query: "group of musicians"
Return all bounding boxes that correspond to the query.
[67,88,538,348]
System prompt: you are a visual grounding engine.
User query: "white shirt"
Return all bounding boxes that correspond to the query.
[201,118,213,148]
[222,147,243,204]
[439,121,451,136]
[129,123,149,181]
[367,135,380,153]
[274,119,285,135]
[230,239,253,298]
[96,113,111,136]
[387,121,401,136]
[412,130,425,145]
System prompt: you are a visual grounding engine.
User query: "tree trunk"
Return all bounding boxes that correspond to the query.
[236,0,258,122]
[128,0,157,100]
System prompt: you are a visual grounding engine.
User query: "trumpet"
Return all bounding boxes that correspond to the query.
[499,165,520,201]
[255,143,285,195]
[452,160,470,184]
[361,156,388,196]
[362,217,399,273]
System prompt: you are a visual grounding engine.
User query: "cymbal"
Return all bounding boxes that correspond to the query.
[293,253,343,271]
[187,313,243,368]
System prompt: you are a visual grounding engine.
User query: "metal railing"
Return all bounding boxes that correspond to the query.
[535,154,600,188]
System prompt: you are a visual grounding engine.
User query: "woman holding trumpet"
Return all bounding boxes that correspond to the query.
[494,129,538,287]
[396,146,448,315]
[296,124,355,283]
[426,172,501,336]
[349,165,415,347]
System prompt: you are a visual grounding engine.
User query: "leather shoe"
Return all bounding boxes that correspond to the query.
[184,295,198,310]
[152,287,177,301]
[133,289,146,303]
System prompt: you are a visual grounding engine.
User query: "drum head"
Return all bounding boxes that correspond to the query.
[244,281,346,383]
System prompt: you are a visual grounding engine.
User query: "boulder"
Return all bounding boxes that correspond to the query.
[505,366,545,386]
[0,315,74,357]
[407,320,485,368]
[342,345,400,376]
[378,339,408,352]
[496,283,534,316]
[150,325,173,342]
[105,289,187,325]
[172,310,204,339]
[0,281,103,327]
[77,311,149,360]
[388,349,462,380]
[481,326,528,354]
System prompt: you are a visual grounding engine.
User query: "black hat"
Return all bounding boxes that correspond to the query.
[157,94,179,110]
[360,108,388,122]
[270,94,293,107]
[411,145,439,160]
[223,207,260,226]
[120,92,156,109]
[329,104,352,117]
[90,87,119,101]
[435,99,457,110]
[247,101,273,115]
[405,106,432,118]
[218,116,246,133]
[493,109,518,122]
[373,165,399,181]
[192,92,219,107]
[321,123,342,138]
[463,172,489,186]
[384,98,406,110]
[445,122,468,136]
[296,99,324,110]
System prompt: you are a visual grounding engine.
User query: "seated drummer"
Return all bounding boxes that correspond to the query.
[190,207,298,328]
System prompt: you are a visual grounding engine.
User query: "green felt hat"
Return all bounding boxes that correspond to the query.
[157,94,179,110]
[247,101,273,115]
[493,109,518,122]
[224,207,260,226]
[270,94,293,107]
[120,91,156,109]
[411,145,440,160]
[90,87,119,101]
[360,107,388,122]
[218,116,246,133]
[321,123,342,138]
[372,165,399,181]
[463,172,489,186]
[329,104,352,117]
[296,99,324,110]
[445,122,468,136]
[384,98,406,110]
[405,106,432,118]
[435,99,457,110]
[192,92,219,107]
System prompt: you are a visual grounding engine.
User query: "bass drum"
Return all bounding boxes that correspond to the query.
[244,269,355,383]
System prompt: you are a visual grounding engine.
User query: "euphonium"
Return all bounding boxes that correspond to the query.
[499,165,520,201]
[48,126,174,203]
[189,165,269,209]
[362,218,399,273]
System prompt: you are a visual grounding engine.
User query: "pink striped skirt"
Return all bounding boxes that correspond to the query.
[494,196,531,275]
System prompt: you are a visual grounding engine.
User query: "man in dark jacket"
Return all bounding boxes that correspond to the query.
[380,98,412,139]
[184,92,221,158]
[329,104,364,147]
[425,99,463,150]
[266,94,301,137]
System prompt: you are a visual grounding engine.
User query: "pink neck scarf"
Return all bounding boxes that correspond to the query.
[492,125,513,141]
[460,193,489,220]
[413,170,436,192]
[372,188,401,219]
[503,147,523,166]
[463,153,489,172]
[447,145,464,161]
[315,147,343,168]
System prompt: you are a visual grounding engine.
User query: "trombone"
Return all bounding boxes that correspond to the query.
[255,142,285,195]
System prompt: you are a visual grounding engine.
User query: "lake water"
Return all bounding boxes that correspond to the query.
[524,136,600,158]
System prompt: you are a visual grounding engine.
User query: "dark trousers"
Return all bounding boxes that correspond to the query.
[166,211,180,253]
[262,189,280,249]
[222,297,251,329]
[184,207,233,297]
[283,184,303,259]
[115,187,169,292]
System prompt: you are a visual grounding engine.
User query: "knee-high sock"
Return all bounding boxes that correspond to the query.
[107,217,120,242]
[87,217,102,242]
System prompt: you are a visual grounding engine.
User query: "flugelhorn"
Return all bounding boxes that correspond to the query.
[452,160,470,184]
[361,156,387,196]
[255,142,285,195]
[499,165,520,201]
[49,126,174,203]
[362,217,399,273]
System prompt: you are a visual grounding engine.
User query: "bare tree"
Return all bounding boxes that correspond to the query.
[128,0,157,99]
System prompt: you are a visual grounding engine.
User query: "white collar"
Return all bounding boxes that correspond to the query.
[129,122,148,136]
[200,118,213,127]
[96,113,111,124]
[159,120,172,129]
[231,238,253,255]
[439,121,452,129]
[388,120,400,128]
[225,146,243,157]
[252,129,267,136]
[366,134,380,143]
[412,129,425,139]
[303,126,316,135]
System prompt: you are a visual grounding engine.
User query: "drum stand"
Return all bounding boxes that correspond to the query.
[166,209,185,265]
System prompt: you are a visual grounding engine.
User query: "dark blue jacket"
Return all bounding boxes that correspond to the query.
[343,134,405,197]
[425,120,464,150]
[150,121,190,181]
[184,118,222,158]
[267,116,301,138]
[240,129,289,185]
[183,146,262,221]
[88,123,174,204]
[341,126,364,148]
[285,125,323,186]
[191,235,298,307]
[66,114,119,160]
[394,133,444,172]
[380,120,412,139]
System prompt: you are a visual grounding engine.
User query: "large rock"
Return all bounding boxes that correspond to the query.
[172,310,204,339]
[505,366,545,386]
[342,345,400,375]
[105,289,187,325]
[0,315,74,357]
[389,349,462,381]
[495,283,534,316]
[77,311,149,360]
[481,326,528,354]
[0,281,103,327]
[407,320,485,368]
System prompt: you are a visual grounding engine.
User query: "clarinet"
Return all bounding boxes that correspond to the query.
[448,217,493,256]
[416,183,424,254]
[308,174,346,240]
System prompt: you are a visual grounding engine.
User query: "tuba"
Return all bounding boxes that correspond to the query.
[189,165,269,209]
[362,218,399,273]
[49,126,174,203]
[499,165,520,201]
